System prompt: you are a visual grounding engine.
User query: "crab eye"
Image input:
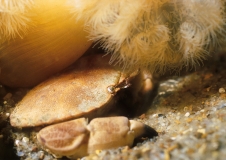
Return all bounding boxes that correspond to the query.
[107,85,116,94]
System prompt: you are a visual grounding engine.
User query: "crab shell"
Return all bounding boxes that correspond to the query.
[10,54,132,128]
[0,0,91,87]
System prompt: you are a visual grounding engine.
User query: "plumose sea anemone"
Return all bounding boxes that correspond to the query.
[0,0,226,87]
[71,0,226,73]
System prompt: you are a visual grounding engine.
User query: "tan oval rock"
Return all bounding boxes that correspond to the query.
[10,55,126,127]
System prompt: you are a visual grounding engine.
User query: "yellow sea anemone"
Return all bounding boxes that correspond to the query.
[0,0,91,87]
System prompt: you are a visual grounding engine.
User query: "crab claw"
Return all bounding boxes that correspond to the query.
[87,116,158,153]
[129,119,158,140]
[37,117,158,158]
[87,116,135,153]
[37,118,89,158]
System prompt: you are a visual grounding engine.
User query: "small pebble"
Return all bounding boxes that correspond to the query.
[15,140,20,146]
[159,92,166,95]
[22,137,29,143]
[197,128,206,134]
[38,151,45,159]
[184,112,190,117]
[5,113,10,117]
[16,151,25,157]
[219,88,225,93]
[171,137,176,140]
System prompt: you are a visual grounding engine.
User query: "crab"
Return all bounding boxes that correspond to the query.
[9,54,158,158]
